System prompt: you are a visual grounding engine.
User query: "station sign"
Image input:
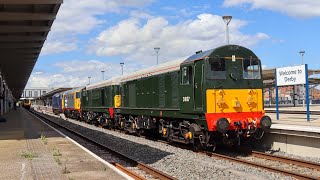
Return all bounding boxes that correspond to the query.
[276,65,306,86]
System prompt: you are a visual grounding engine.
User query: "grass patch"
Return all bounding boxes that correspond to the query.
[68,177,75,180]
[54,156,62,165]
[40,134,48,145]
[21,151,38,160]
[62,165,70,174]
[52,147,62,157]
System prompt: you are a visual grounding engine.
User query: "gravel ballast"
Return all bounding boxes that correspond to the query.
[38,111,295,180]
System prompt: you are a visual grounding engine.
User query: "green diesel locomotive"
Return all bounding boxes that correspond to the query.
[78,45,272,150]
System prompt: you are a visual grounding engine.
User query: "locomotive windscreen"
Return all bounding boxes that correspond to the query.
[242,58,261,79]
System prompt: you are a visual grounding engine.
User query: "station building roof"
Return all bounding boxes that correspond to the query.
[0,0,62,99]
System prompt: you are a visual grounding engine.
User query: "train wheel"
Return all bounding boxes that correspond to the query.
[167,128,174,144]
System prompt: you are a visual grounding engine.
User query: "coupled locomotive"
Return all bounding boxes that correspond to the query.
[21,99,31,110]
[54,45,272,150]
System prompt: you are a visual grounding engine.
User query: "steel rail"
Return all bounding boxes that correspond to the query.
[34,108,318,179]
[111,162,146,180]
[30,109,176,180]
[202,151,318,180]
[252,151,320,171]
[144,139,319,179]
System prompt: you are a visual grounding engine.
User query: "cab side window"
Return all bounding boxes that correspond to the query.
[207,58,226,79]
[242,59,261,79]
[181,66,193,85]
[76,92,80,98]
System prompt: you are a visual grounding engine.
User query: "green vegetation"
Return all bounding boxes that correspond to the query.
[40,134,48,145]
[62,165,70,174]
[54,156,62,165]
[21,151,38,160]
[52,147,62,157]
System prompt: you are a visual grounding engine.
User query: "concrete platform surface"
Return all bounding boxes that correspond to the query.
[267,113,320,128]
[265,105,320,130]
[265,105,320,111]
[0,108,126,180]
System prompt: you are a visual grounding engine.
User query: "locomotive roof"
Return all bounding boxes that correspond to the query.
[53,93,61,97]
[84,45,258,91]
[86,77,122,91]
[84,57,187,90]
[62,87,83,95]
[183,49,214,63]
[119,57,187,83]
[183,45,258,63]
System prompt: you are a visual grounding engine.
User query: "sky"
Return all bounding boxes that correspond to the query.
[26,0,320,88]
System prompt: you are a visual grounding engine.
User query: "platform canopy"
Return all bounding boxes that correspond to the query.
[39,87,72,100]
[0,0,62,99]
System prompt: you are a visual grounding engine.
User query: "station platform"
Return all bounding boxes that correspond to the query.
[265,105,320,112]
[262,106,320,158]
[265,105,320,128]
[0,107,127,180]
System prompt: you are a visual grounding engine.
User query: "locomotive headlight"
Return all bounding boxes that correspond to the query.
[232,99,240,108]
[216,118,230,133]
[260,116,272,130]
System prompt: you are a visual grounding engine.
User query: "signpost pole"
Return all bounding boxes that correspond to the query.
[275,65,306,121]
[275,69,279,120]
[305,64,310,122]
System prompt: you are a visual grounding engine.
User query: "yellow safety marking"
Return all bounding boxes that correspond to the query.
[206,89,263,113]
[74,90,81,110]
[114,95,121,108]
[62,95,65,109]
[232,99,240,108]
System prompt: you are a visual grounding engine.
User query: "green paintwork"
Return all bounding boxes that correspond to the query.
[81,85,119,112]
[80,45,263,131]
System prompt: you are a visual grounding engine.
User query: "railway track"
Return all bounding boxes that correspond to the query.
[251,151,320,172]
[266,110,320,115]
[203,151,320,180]
[141,136,320,179]
[162,143,320,180]
[29,109,176,180]
[35,108,320,179]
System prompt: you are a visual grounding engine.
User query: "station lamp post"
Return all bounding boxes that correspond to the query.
[88,76,91,85]
[120,62,124,75]
[154,47,160,65]
[222,15,232,45]
[101,70,105,81]
[299,50,306,106]
[299,50,305,64]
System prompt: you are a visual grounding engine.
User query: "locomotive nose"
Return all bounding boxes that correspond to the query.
[216,118,230,133]
[260,116,272,130]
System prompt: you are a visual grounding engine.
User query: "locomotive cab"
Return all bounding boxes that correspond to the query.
[179,45,271,147]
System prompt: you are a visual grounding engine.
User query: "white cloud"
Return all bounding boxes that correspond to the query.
[223,0,320,18]
[52,0,153,36]
[41,41,78,55]
[26,60,144,88]
[43,0,153,56]
[90,13,269,64]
